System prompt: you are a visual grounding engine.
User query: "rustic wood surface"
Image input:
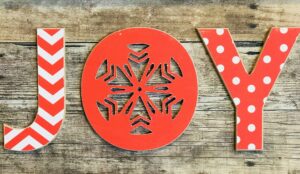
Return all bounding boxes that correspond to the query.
[0,0,300,173]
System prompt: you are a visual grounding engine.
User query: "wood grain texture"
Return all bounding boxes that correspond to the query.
[1,0,300,42]
[0,1,300,174]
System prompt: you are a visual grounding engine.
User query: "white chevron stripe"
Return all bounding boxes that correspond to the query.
[4,129,22,143]
[4,28,65,152]
[38,46,64,65]
[11,136,43,151]
[38,107,64,126]
[38,66,64,85]
[37,29,64,45]
[31,122,55,141]
[38,86,64,104]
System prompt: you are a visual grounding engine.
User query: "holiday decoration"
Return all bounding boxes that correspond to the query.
[3,28,65,151]
[81,28,198,151]
[2,26,300,152]
[197,27,300,151]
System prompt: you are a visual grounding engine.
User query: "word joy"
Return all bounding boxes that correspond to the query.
[3,27,300,152]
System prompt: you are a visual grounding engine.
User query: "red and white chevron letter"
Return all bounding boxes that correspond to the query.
[3,28,65,151]
[197,28,300,151]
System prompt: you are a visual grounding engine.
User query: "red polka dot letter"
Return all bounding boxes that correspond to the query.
[197,28,300,151]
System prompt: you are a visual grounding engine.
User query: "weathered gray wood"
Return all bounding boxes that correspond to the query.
[1,0,300,173]
[0,1,300,42]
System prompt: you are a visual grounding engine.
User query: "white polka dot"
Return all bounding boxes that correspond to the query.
[232,56,240,64]
[280,44,288,52]
[233,97,240,106]
[248,124,256,132]
[232,77,240,85]
[263,76,271,84]
[248,143,256,150]
[237,136,240,143]
[217,64,224,72]
[216,28,224,35]
[248,105,256,113]
[216,45,224,53]
[263,97,267,104]
[203,38,209,45]
[237,116,240,124]
[247,85,256,93]
[263,55,271,64]
[280,63,284,70]
[280,27,288,34]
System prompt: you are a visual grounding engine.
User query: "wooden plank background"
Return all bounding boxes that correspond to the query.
[0,0,300,173]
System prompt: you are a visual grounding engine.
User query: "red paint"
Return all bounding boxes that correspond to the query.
[197,28,300,151]
[81,28,198,151]
[3,29,65,151]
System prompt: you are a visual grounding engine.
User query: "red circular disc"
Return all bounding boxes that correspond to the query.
[81,28,198,151]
